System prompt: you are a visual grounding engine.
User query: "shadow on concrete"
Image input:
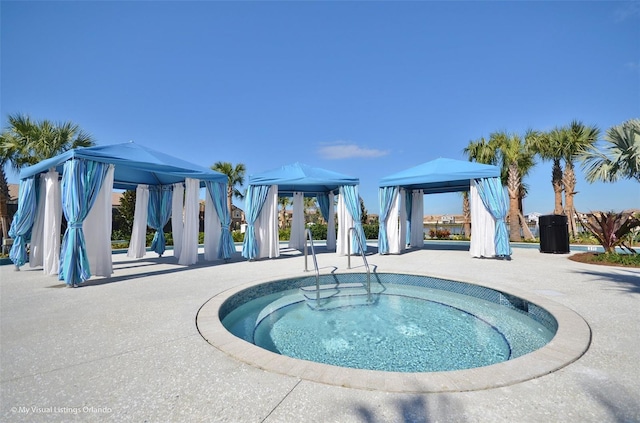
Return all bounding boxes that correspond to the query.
[353,393,466,423]
[574,268,640,294]
[46,252,247,288]
[421,242,470,251]
[580,377,640,422]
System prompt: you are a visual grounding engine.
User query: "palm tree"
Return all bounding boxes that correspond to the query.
[526,128,566,214]
[278,196,290,229]
[0,113,95,241]
[461,191,471,238]
[580,118,640,183]
[1,114,94,168]
[561,120,600,237]
[489,132,524,241]
[303,196,318,224]
[463,137,498,166]
[210,161,246,229]
[516,131,538,240]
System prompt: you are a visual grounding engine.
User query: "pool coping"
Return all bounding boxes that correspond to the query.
[196,271,592,393]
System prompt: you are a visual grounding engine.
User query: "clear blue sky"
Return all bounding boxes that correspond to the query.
[2,1,639,215]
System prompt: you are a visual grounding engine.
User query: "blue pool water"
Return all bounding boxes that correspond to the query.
[221,273,557,373]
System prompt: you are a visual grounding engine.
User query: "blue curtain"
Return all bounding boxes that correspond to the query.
[205,181,235,260]
[377,186,397,254]
[148,185,173,256]
[241,185,271,260]
[59,159,109,286]
[342,185,366,253]
[405,189,413,246]
[475,177,511,258]
[317,193,330,222]
[8,176,38,267]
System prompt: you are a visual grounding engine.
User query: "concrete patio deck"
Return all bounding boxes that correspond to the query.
[1,245,639,422]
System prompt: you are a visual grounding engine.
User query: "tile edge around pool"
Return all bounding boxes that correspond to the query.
[196,273,592,394]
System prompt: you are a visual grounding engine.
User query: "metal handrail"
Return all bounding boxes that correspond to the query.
[304,228,320,302]
[347,227,371,300]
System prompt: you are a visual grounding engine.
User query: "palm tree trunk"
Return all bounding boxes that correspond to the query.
[462,192,471,238]
[552,159,564,215]
[517,192,535,240]
[226,186,233,230]
[507,164,521,242]
[518,211,536,240]
[563,162,578,237]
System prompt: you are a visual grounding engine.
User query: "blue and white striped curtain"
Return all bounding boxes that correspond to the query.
[475,177,511,258]
[317,192,336,250]
[205,181,235,260]
[8,176,38,268]
[148,185,173,256]
[377,186,397,255]
[241,185,271,260]
[58,159,109,286]
[341,185,366,254]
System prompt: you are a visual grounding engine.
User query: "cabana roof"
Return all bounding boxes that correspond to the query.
[379,158,500,194]
[19,142,227,190]
[248,162,358,195]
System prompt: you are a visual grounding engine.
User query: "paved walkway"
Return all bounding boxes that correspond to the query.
[1,245,639,422]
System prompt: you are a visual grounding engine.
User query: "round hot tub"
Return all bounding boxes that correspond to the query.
[197,272,590,392]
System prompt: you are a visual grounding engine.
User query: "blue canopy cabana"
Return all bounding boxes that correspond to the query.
[241,162,363,259]
[378,158,510,258]
[19,142,227,190]
[9,142,233,286]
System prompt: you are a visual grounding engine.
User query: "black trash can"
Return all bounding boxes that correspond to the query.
[539,214,570,253]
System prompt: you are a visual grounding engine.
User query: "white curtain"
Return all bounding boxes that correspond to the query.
[128,184,149,258]
[289,192,305,250]
[43,171,61,275]
[410,190,424,248]
[470,180,496,257]
[255,185,279,259]
[83,165,114,277]
[336,192,354,255]
[171,182,184,260]
[398,189,407,252]
[204,187,221,261]
[386,189,401,254]
[29,174,47,268]
[179,178,200,265]
[326,191,336,251]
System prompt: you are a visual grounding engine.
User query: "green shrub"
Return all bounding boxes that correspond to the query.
[308,224,328,240]
[451,234,470,241]
[362,224,379,239]
[232,231,244,243]
[111,229,130,242]
[572,231,599,245]
[279,228,290,241]
[589,253,640,266]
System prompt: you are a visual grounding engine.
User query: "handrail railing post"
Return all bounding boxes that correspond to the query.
[348,226,371,301]
[347,228,352,269]
[304,228,320,302]
[304,238,309,272]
